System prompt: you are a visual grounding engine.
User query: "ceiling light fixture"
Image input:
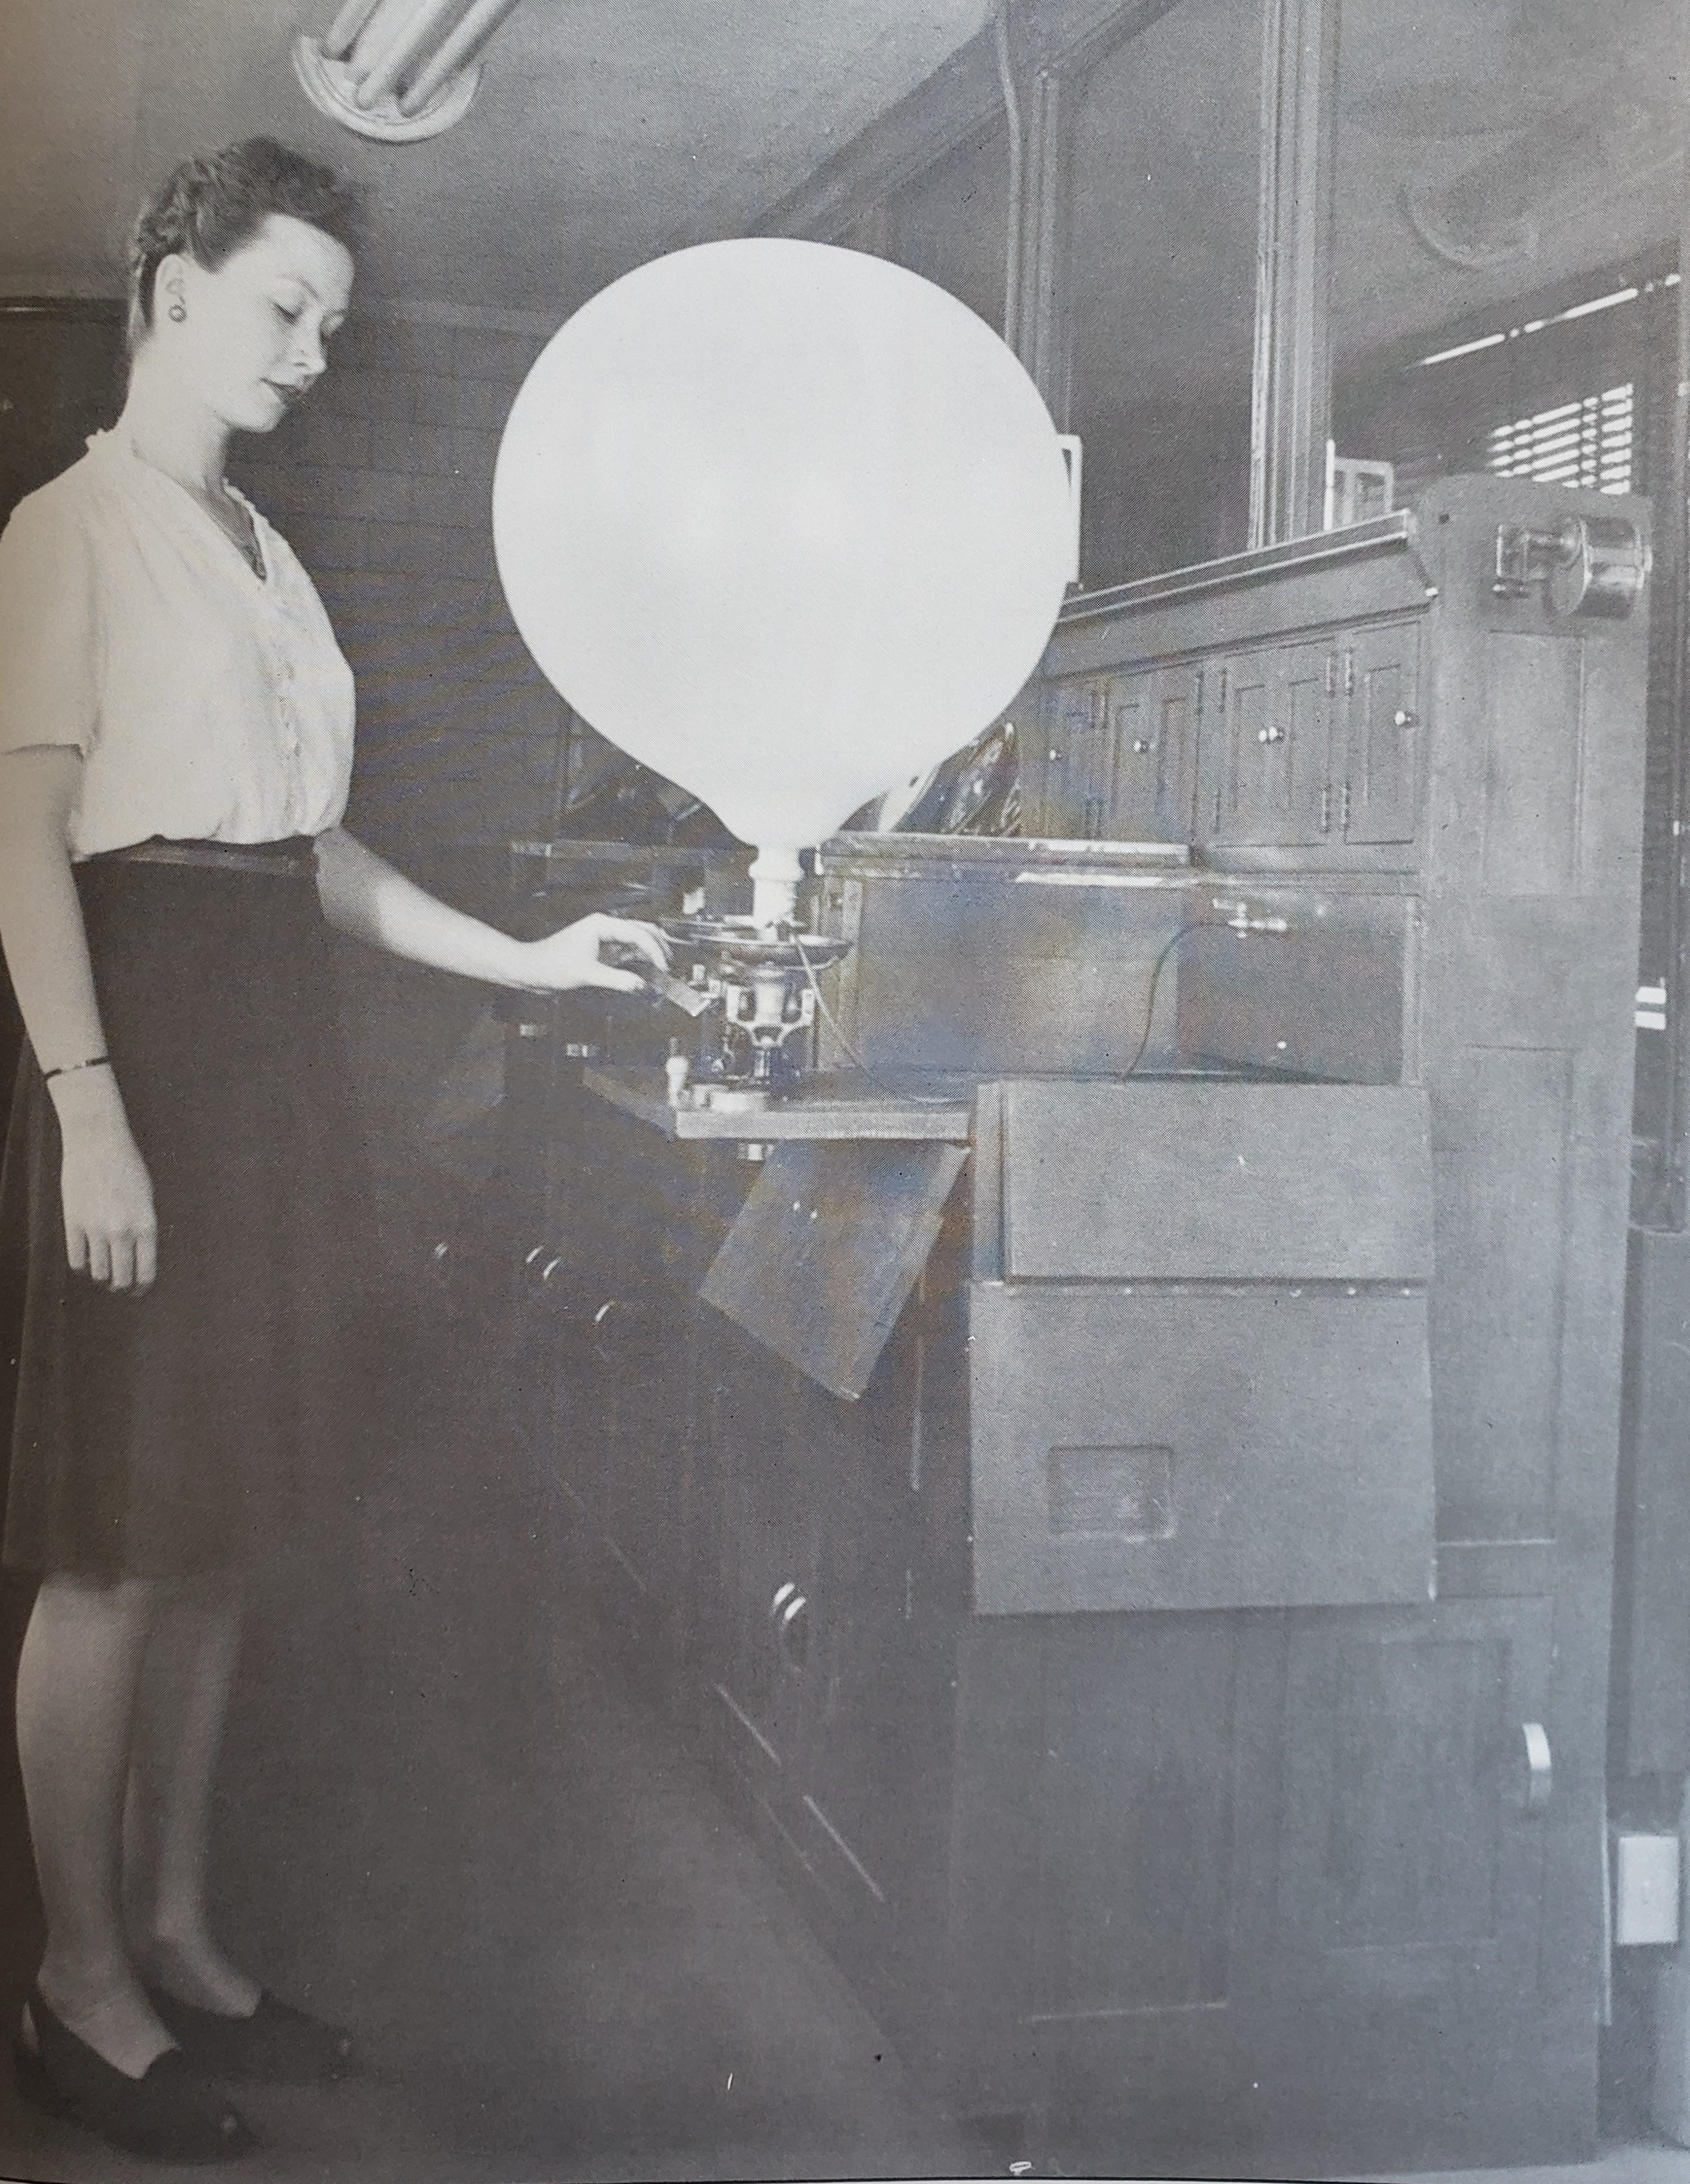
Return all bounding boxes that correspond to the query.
[293,0,524,142]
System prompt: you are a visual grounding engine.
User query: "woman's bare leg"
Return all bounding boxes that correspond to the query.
[15,1573,176,2077]
[124,1571,260,2018]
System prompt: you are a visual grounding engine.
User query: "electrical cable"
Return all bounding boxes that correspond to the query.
[793,935,961,1105]
[1119,921,1207,1077]
[794,919,1212,1102]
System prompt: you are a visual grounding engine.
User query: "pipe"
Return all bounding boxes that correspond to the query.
[1662,88,1690,1230]
[400,0,523,114]
[993,0,1024,356]
[339,0,424,82]
[322,0,387,62]
[354,0,468,106]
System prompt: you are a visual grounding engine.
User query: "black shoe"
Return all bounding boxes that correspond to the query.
[148,1987,356,2084]
[14,1987,255,2162]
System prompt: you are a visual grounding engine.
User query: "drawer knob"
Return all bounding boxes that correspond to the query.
[771,1583,811,1668]
[1257,723,1285,745]
[1522,1720,1552,1815]
[1394,708,1418,728]
[1131,737,1153,756]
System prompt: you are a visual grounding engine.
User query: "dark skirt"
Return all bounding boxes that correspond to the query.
[1,846,375,1580]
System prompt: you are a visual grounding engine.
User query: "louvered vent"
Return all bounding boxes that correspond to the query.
[1485,383,1634,494]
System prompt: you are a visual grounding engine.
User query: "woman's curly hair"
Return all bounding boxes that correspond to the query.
[127,137,364,354]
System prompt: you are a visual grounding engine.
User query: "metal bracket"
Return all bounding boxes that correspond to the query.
[1492,513,1649,619]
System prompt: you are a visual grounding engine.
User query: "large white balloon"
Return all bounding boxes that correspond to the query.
[492,238,1073,915]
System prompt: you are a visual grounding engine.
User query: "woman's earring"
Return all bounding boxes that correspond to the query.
[168,301,186,323]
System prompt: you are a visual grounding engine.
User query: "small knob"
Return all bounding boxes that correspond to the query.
[1521,1721,1552,1815]
[1131,737,1153,756]
[590,1293,660,1362]
[1257,724,1285,745]
[1394,708,1418,729]
[774,1590,810,1668]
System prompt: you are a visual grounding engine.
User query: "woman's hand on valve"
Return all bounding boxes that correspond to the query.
[519,911,671,995]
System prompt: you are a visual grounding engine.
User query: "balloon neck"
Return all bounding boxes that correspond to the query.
[748,849,803,931]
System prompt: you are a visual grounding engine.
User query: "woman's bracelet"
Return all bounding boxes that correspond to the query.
[41,1054,112,1084]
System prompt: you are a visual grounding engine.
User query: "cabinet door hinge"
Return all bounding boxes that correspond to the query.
[1319,782,1332,834]
[1342,651,1356,697]
[1340,779,1353,832]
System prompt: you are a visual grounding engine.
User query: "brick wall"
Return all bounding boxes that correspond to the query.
[230,311,587,1283]
[231,309,570,864]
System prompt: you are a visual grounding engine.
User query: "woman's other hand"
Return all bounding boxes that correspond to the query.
[51,1066,158,1293]
[0,745,152,1290]
[518,913,671,995]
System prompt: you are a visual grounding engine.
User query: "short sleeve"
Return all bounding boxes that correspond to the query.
[0,488,100,756]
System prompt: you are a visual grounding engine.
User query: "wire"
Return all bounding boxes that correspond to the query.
[792,936,962,1107]
[794,919,1211,1100]
[1120,922,1207,1077]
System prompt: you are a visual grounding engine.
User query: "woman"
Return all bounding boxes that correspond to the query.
[0,138,667,2162]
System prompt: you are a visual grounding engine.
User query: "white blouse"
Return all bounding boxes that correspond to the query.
[0,430,354,859]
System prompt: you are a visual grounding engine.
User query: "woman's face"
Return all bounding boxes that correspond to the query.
[154,212,354,434]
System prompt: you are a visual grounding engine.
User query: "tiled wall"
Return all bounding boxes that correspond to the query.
[231,311,570,864]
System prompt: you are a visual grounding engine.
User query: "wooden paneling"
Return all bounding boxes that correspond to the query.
[700,1141,968,1399]
[1032,1615,1243,2014]
[1002,1080,1433,1282]
[1480,635,1588,896]
[1345,619,1422,845]
[1278,1598,1551,1998]
[1036,663,1203,842]
[696,1326,819,1792]
[969,1284,1435,1614]
[1201,629,1423,851]
[1428,1045,1572,1542]
[1149,664,1203,838]
[837,875,1190,1077]
[1052,678,1116,839]
[1173,892,1413,1084]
